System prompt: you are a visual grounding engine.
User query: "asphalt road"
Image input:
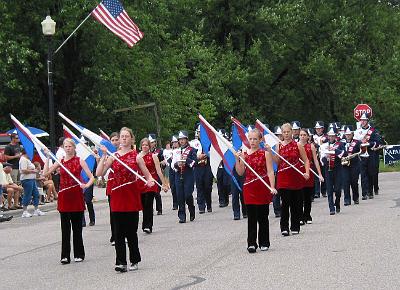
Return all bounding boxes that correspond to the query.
[1,172,399,290]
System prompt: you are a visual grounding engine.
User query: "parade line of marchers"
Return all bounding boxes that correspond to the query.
[2,109,385,273]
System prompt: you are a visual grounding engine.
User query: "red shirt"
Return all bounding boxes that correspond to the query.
[276,140,303,190]
[106,169,114,196]
[110,150,143,212]
[141,152,159,193]
[300,143,314,188]
[58,156,85,212]
[243,149,273,205]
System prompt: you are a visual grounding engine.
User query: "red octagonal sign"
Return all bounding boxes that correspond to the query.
[354,104,373,121]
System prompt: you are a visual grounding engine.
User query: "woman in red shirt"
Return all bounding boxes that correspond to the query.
[43,138,95,264]
[236,129,276,253]
[138,138,168,234]
[298,129,323,225]
[268,123,310,236]
[96,127,154,273]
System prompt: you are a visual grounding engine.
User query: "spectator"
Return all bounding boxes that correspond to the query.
[19,148,45,218]
[2,162,23,210]
[4,133,23,183]
[33,162,58,203]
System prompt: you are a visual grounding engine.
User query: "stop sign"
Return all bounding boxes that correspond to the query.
[354,104,373,121]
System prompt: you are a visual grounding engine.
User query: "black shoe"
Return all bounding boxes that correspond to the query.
[281,230,290,236]
[199,210,205,214]
[143,228,152,234]
[178,219,186,224]
[322,193,327,197]
[207,208,212,213]
[247,246,257,253]
[172,206,178,210]
[1,207,9,212]
[157,211,163,215]
[354,200,359,204]
[330,211,335,215]
[336,207,340,213]
[115,265,127,272]
[0,215,13,222]
[60,258,70,264]
[190,213,195,221]
[89,221,95,226]
[375,190,379,195]
[344,202,350,206]
[275,213,281,218]
[233,216,240,220]
[368,195,374,199]
[314,195,320,198]
[300,220,305,226]
[362,196,368,200]
[219,203,228,208]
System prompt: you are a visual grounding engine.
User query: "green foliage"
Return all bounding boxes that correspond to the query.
[1,0,400,144]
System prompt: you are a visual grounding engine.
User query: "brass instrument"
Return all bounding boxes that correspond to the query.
[372,140,388,151]
[360,142,370,158]
[341,149,362,166]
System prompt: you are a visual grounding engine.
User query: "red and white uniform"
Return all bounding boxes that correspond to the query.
[58,156,85,212]
[301,143,314,188]
[141,152,159,193]
[243,149,273,205]
[110,150,143,212]
[276,140,303,190]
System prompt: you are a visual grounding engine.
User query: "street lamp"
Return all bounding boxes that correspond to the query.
[41,16,56,152]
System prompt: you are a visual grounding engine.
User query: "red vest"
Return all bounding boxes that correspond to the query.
[243,149,272,205]
[276,140,303,190]
[110,150,143,212]
[141,152,159,193]
[57,156,85,212]
[301,143,314,188]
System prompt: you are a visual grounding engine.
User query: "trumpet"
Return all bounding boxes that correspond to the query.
[341,149,362,166]
[360,142,370,158]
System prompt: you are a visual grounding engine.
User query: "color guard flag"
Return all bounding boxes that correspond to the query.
[92,0,144,47]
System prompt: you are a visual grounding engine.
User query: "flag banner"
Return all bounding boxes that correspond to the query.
[92,0,144,47]
[63,125,96,182]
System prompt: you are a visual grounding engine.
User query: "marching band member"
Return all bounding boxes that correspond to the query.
[235,129,276,253]
[320,126,345,215]
[291,121,301,142]
[149,134,163,215]
[171,130,197,223]
[43,138,95,265]
[96,127,154,272]
[298,129,324,224]
[312,121,327,198]
[138,138,168,234]
[270,123,310,236]
[167,135,179,210]
[353,113,381,200]
[192,125,213,214]
[341,125,361,205]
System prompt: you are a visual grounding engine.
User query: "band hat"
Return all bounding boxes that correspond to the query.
[314,121,324,129]
[171,135,178,142]
[291,121,301,130]
[344,125,354,134]
[178,131,188,139]
[274,126,282,135]
[335,122,341,129]
[307,128,315,136]
[360,112,369,120]
[148,134,157,143]
[327,127,337,136]
[340,124,346,132]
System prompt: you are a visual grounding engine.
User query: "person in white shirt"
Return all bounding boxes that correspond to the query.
[2,162,23,210]
[19,148,45,218]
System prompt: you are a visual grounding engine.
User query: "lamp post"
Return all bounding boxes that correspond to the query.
[41,16,56,152]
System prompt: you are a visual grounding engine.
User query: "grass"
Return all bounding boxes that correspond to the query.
[380,160,400,172]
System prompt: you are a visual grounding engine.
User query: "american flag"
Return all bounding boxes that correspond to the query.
[92,0,144,47]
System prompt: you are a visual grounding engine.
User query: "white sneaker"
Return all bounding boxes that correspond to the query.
[33,209,46,216]
[21,211,32,218]
[260,246,269,251]
[129,263,138,271]
[306,220,313,224]
[74,257,83,262]
[292,230,299,235]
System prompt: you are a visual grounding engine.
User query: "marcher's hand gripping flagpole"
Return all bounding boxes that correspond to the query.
[10,114,83,186]
[58,112,161,187]
[199,114,274,193]
[255,120,311,178]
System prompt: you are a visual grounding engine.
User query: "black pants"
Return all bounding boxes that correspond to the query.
[60,211,85,261]
[279,189,302,232]
[113,211,141,265]
[302,187,314,222]
[217,167,230,206]
[247,204,270,248]
[108,195,115,242]
[141,192,155,231]
[169,170,178,208]
[84,185,95,223]
[155,193,162,213]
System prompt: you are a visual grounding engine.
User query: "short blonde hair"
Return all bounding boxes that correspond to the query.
[63,138,76,148]
[281,123,292,131]
[248,128,262,139]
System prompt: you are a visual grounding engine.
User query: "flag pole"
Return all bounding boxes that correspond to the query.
[255,119,306,178]
[99,128,110,141]
[54,13,92,55]
[58,112,162,187]
[10,114,83,186]
[199,115,273,192]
